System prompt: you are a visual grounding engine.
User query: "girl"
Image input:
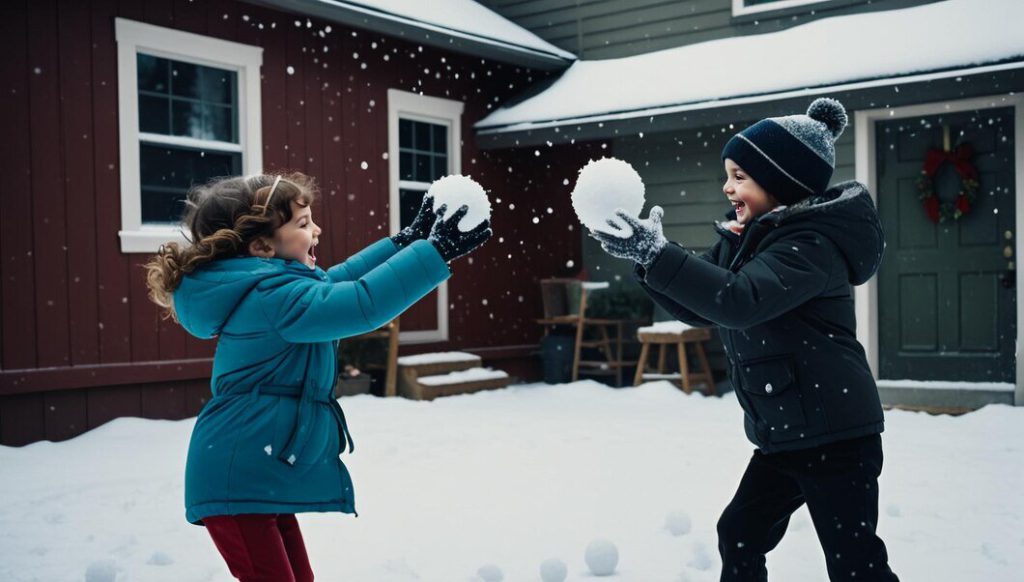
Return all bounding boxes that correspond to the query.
[591,99,900,581]
[145,172,490,581]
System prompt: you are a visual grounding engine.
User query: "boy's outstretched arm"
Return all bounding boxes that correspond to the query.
[632,240,724,327]
[642,231,834,329]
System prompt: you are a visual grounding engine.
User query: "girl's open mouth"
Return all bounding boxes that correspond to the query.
[306,243,317,267]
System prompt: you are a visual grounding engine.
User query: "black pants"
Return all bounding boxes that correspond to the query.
[717,434,899,582]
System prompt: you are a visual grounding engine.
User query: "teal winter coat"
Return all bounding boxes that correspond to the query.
[174,238,450,525]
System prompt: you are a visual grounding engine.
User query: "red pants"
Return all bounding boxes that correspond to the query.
[204,514,314,582]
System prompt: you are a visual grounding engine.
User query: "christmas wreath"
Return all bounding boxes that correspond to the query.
[917,143,979,224]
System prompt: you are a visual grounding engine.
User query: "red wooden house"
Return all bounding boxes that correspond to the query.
[0,0,599,445]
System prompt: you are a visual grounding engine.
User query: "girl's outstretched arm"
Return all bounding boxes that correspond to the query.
[260,239,450,343]
[326,238,401,283]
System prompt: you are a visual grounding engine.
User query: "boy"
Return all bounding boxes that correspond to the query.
[591,98,899,582]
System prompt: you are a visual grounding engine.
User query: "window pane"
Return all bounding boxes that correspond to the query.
[199,67,234,105]
[414,121,431,151]
[172,101,234,142]
[432,155,447,181]
[137,54,168,93]
[139,95,170,134]
[432,124,447,155]
[399,119,412,149]
[139,143,241,224]
[414,154,431,182]
[399,188,426,229]
[170,61,199,99]
[399,151,414,181]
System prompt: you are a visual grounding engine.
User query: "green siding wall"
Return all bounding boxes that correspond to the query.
[480,0,941,60]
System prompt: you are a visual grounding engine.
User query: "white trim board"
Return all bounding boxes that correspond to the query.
[114,18,263,253]
[732,0,832,17]
[854,93,1024,406]
[387,89,465,344]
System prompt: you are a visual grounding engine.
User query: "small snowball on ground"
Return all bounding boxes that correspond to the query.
[476,563,503,582]
[147,551,174,566]
[585,538,619,576]
[665,510,692,536]
[540,557,568,582]
[571,158,645,235]
[85,559,118,582]
[429,175,491,231]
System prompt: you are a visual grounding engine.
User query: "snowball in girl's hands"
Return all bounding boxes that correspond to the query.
[429,175,492,231]
[571,157,645,236]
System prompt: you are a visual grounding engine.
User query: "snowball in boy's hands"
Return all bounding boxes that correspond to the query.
[571,157,645,235]
[584,538,619,576]
[428,175,491,231]
[539,558,568,582]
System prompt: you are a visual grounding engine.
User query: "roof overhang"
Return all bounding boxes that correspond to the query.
[241,0,575,71]
[474,59,1024,150]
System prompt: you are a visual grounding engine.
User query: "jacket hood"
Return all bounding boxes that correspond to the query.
[174,257,319,339]
[715,180,885,285]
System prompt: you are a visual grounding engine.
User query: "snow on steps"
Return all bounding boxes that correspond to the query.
[397,351,511,400]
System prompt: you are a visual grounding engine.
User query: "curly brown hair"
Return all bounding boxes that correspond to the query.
[144,172,319,321]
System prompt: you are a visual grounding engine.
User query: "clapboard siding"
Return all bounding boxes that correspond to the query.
[480,0,941,59]
[0,0,597,444]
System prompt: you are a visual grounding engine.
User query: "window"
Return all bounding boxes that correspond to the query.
[387,89,464,343]
[732,0,832,17]
[115,18,263,253]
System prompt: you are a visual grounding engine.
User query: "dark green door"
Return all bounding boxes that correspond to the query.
[876,108,1016,382]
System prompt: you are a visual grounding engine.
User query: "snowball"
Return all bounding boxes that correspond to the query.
[571,158,645,235]
[85,559,118,582]
[665,510,692,536]
[476,563,503,581]
[584,538,619,576]
[146,551,174,566]
[539,558,568,582]
[428,175,492,232]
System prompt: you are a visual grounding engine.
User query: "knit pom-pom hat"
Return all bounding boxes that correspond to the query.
[721,97,848,205]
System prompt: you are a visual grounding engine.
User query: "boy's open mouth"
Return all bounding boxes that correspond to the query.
[732,200,746,214]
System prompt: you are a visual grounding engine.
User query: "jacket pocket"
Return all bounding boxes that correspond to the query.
[739,355,807,437]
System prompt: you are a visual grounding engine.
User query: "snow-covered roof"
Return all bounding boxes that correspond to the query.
[244,0,576,69]
[476,0,1024,132]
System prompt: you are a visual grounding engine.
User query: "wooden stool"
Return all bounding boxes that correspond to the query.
[633,322,716,395]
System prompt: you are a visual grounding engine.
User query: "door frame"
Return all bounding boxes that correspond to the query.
[854,93,1024,405]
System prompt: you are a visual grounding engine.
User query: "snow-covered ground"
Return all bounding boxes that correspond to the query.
[1,381,1021,581]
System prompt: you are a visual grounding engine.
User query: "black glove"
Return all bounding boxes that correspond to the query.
[588,206,668,269]
[391,194,436,248]
[428,204,492,263]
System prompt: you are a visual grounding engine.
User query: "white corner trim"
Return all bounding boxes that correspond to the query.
[854,93,1024,406]
[732,0,832,17]
[114,18,263,254]
[387,89,465,344]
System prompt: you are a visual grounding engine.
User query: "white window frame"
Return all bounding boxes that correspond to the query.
[387,89,464,344]
[115,18,263,253]
[732,0,832,17]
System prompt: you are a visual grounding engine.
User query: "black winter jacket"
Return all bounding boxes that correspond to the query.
[634,181,886,453]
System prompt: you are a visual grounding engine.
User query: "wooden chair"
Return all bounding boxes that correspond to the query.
[633,321,716,395]
[536,278,635,385]
[348,317,401,397]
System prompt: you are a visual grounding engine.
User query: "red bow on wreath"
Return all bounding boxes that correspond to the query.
[922,144,978,181]
[918,143,979,224]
